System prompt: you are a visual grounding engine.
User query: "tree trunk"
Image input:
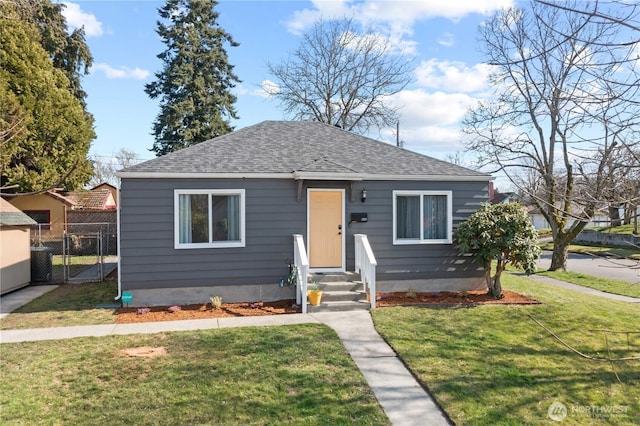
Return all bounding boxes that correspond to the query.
[608,205,622,227]
[486,260,504,298]
[622,203,634,226]
[549,240,568,271]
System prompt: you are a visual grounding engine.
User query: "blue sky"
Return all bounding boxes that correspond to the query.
[60,0,513,173]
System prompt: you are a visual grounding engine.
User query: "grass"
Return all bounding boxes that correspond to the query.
[596,224,639,235]
[539,242,640,260]
[372,273,640,425]
[537,270,640,299]
[0,281,118,330]
[0,325,389,425]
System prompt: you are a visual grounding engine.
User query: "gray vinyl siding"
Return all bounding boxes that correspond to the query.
[343,180,487,281]
[119,178,488,291]
[120,178,305,291]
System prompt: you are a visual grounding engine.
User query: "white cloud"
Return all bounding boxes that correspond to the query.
[92,63,150,80]
[374,88,485,151]
[253,80,280,98]
[61,2,103,37]
[390,89,479,127]
[233,84,249,96]
[415,59,493,93]
[437,32,455,47]
[286,0,514,35]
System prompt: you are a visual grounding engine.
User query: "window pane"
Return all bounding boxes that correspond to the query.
[396,196,420,239]
[179,194,209,244]
[424,195,447,239]
[212,195,240,242]
[25,211,50,230]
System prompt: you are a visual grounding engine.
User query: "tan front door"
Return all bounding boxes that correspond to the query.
[308,190,344,270]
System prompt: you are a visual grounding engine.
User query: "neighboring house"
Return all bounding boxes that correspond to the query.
[117,121,493,306]
[527,206,611,230]
[91,182,118,204]
[490,189,517,205]
[0,198,37,295]
[6,188,117,252]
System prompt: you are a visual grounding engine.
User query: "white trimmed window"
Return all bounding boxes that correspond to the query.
[393,190,453,244]
[174,189,245,249]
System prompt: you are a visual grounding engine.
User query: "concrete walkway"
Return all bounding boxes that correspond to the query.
[525,274,640,303]
[313,311,451,425]
[69,256,118,282]
[0,286,451,426]
[0,285,59,319]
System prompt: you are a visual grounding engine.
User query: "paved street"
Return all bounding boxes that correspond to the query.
[536,251,640,284]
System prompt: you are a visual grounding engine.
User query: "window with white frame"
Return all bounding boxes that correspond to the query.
[393,190,452,244]
[174,189,245,248]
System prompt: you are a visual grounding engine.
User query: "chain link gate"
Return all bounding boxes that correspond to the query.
[62,231,104,283]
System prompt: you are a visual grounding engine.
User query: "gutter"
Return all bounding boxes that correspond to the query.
[117,171,494,182]
[114,177,122,301]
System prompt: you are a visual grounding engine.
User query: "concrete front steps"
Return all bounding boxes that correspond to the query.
[306,272,371,313]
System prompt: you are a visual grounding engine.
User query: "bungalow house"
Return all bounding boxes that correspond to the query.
[117,121,493,308]
[0,198,37,295]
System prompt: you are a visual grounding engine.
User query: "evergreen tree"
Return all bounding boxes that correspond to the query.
[145,0,241,156]
[0,4,94,192]
[13,0,93,106]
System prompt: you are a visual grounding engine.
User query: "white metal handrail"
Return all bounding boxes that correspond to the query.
[354,234,377,309]
[293,234,310,314]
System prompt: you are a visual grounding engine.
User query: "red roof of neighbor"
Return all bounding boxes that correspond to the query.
[64,189,116,210]
[47,189,116,210]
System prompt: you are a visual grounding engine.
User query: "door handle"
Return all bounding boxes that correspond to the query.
[338,225,342,230]
[338,224,342,235]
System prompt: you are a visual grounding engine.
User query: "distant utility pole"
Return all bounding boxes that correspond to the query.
[396,121,404,148]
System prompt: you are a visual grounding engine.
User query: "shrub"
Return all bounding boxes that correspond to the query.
[210,296,222,310]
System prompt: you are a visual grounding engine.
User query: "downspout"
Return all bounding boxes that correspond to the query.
[114,177,122,301]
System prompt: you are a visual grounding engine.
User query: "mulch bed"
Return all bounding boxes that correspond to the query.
[374,290,540,308]
[114,290,539,324]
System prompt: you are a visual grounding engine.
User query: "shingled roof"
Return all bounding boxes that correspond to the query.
[0,198,37,227]
[119,121,490,181]
[46,189,116,210]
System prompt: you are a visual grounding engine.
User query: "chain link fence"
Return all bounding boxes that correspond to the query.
[30,222,117,283]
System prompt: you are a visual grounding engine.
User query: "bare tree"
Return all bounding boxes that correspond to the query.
[462,1,640,270]
[266,18,413,134]
[89,149,139,188]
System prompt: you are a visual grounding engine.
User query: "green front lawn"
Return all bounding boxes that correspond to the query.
[372,273,640,425]
[538,270,640,299]
[0,281,118,330]
[0,325,389,425]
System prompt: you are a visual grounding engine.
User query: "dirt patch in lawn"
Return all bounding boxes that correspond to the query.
[121,346,167,358]
[115,291,537,323]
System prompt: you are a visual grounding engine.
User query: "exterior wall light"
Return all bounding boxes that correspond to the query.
[361,189,367,203]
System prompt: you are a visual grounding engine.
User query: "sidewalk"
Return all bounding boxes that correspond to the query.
[525,274,640,303]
